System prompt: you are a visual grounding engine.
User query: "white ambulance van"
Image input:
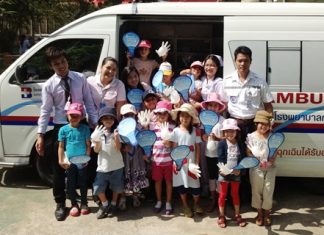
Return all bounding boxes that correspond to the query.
[1,2,324,186]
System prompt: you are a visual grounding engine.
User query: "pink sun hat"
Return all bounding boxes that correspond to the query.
[221,118,240,131]
[190,61,203,68]
[201,93,226,112]
[154,100,172,114]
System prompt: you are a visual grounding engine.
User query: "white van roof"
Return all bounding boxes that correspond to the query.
[52,2,324,36]
[94,2,324,16]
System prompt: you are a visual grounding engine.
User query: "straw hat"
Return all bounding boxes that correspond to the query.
[201,93,226,112]
[254,110,273,124]
[171,103,200,125]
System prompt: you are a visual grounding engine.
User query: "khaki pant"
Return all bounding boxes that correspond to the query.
[249,166,276,210]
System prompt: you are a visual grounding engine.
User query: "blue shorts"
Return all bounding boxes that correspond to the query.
[93,168,124,194]
[174,185,201,196]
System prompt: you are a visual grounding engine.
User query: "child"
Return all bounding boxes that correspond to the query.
[121,66,152,92]
[180,60,204,106]
[119,104,149,210]
[150,100,175,215]
[58,102,91,217]
[217,118,247,228]
[92,107,124,219]
[156,61,174,94]
[200,93,226,213]
[169,103,203,218]
[127,40,159,87]
[246,110,276,226]
[200,54,223,102]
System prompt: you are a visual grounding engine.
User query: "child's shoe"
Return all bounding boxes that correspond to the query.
[80,204,90,215]
[69,204,80,217]
[183,207,193,218]
[154,204,162,213]
[118,196,127,211]
[96,205,109,219]
[133,195,141,207]
[235,214,247,227]
[107,205,118,217]
[193,205,204,215]
[165,208,173,216]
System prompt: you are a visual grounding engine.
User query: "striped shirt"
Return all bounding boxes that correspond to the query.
[150,122,175,166]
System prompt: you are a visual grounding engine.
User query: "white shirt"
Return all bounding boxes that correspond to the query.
[205,115,225,158]
[169,127,202,188]
[37,71,97,133]
[226,140,239,170]
[96,133,124,173]
[201,76,223,101]
[222,70,273,119]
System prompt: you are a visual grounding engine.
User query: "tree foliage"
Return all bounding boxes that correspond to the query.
[0,0,119,52]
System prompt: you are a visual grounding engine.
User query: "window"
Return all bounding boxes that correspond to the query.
[11,38,104,84]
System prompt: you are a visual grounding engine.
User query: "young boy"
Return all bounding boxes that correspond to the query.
[92,107,124,219]
[35,47,97,221]
[58,103,91,217]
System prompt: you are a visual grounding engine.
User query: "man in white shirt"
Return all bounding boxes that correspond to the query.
[222,46,273,141]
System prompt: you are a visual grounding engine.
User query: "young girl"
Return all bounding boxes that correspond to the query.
[200,93,226,213]
[169,103,203,218]
[246,110,276,226]
[127,40,159,87]
[150,100,175,215]
[92,107,124,219]
[58,103,91,217]
[180,60,204,106]
[121,66,152,92]
[119,103,149,210]
[200,54,223,102]
[217,118,247,228]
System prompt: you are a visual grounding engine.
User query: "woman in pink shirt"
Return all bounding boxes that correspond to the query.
[87,57,127,120]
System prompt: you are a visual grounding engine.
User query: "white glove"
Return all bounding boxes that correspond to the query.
[137,109,152,128]
[206,136,217,152]
[163,86,175,97]
[91,125,105,142]
[160,122,171,140]
[155,41,171,57]
[247,143,266,158]
[217,162,233,175]
[170,89,181,104]
[188,159,201,178]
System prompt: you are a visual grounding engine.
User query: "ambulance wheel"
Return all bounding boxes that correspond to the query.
[34,135,54,186]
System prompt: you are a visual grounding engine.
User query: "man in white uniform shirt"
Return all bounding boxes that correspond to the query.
[222,46,273,141]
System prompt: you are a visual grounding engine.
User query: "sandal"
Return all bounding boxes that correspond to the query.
[264,216,272,226]
[235,214,247,227]
[255,216,263,226]
[217,216,227,228]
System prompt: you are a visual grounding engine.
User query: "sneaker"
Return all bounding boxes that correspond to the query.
[55,203,66,221]
[133,195,141,208]
[80,204,90,215]
[69,205,80,217]
[183,207,193,218]
[193,205,204,215]
[165,208,173,216]
[107,205,118,217]
[118,196,127,211]
[96,205,109,219]
[154,205,162,213]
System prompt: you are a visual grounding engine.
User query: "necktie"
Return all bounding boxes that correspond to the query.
[62,76,71,102]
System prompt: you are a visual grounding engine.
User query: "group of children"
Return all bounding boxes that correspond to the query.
[57,38,278,228]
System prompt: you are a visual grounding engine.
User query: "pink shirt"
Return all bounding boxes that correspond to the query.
[133,58,159,85]
[87,74,126,112]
